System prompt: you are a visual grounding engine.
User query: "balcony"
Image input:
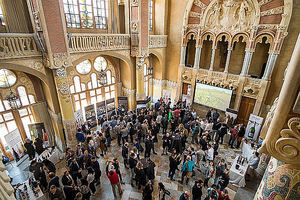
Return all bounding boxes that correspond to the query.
[0,33,41,59]
[68,33,131,53]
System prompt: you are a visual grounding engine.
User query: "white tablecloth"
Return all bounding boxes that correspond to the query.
[242,142,255,160]
[38,148,60,164]
[17,180,46,200]
[229,156,249,187]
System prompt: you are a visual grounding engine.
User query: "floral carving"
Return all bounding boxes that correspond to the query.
[52,53,72,69]
[59,83,70,95]
[56,67,67,77]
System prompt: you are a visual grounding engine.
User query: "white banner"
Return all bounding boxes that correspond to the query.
[74,109,84,127]
[245,114,264,141]
[4,128,24,156]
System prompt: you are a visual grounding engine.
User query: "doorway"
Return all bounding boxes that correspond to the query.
[237,96,256,126]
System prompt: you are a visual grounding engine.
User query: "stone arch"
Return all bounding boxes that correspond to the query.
[231,32,250,50]
[183,31,198,46]
[199,32,215,47]
[254,33,275,52]
[215,32,232,49]
[0,63,49,85]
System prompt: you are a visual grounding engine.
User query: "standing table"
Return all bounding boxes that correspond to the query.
[229,156,249,187]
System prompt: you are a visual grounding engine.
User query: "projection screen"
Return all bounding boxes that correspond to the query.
[194,83,232,111]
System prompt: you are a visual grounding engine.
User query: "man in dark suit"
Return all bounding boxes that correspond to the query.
[61,170,74,186]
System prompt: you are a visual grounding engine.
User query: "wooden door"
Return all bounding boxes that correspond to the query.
[237,96,256,126]
[182,83,189,95]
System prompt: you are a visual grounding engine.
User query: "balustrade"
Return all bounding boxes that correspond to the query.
[0,33,40,59]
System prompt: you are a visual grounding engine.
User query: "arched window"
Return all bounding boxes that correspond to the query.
[69,56,117,111]
[63,0,108,29]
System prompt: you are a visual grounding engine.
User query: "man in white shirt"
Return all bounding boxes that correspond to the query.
[248,152,260,179]
[206,144,214,161]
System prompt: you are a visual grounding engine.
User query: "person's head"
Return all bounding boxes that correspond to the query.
[76,144,81,149]
[187,155,191,161]
[125,142,129,147]
[84,150,89,156]
[91,156,96,162]
[113,158,118,163]
[224,168,229,174]
[255,152,259,157]
[209,161,214,166]
[221,159,225,165]
[184,191,191,197]
[196,180,203,187]
[49,172,55,179]
[25,138,31,143]
[30,160,37,166]
[64,170,70,176]
[208,144,212,149]
[130,152,135,158]
[50,185,57,194]
[75,192,83,200]
[77,128,82,132]
[137,161,143,169]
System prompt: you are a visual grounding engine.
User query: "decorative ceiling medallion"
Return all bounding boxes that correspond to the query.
[53,53,72,69]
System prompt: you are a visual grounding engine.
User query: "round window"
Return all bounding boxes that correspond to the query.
[76,60,92,74]
[0,69,17,88]
[94,57,107,71]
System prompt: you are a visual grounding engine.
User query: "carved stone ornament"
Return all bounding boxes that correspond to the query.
[56,67,67,77]
[131,21,139,33]
[274,117,300,163]
[52,53,72,69]
[33,61,43,70]
[59,83,70,95]
[130,0,138,6]
[32,11,42,31]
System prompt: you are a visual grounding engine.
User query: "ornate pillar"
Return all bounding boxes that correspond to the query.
[53,68,77,149]
[0,157,16,199]
[240,51,253,76]
[193,47,201,69]
[136,57,145,100]
[255,35,300,200]
[209,48,216,70]
[224,50,232,73]
[180,46,187,67]
[262,54,278,80]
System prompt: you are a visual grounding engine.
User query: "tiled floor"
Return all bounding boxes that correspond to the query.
[6,133,261,200]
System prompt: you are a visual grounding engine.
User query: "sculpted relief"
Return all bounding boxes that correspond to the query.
[205,0,256,31]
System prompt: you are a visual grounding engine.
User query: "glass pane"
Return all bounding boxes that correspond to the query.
[70,85,75,94]
[96,89,102,95]
[91,97,96,104]
[76,60,92,74]
[94,57,107,71]
[0,124,8,147]
[81,99,87,109]
[0,69,17,88]
[110,85,115,91]
[105,93,110,99]
[111,91,115,98]
[90,90,95,96]
[0,115,3,123]
[74,94,79,101]
[74,76,81,93]
[97,95,102,102]
[21,116,32,139]
[3,112,13,121]
[112,77,115,83]
[28,95,35,104]
[106,70,111,84]
[144,64,147,76]
[105,87,109,92]
[88,82,92,89]
[18,86,29,106]
[6,120,17,132]
[91,73,98,89]
[18,108,28,117]
[0,100,4,112]
[3,100,10,110]
[80,93,86,99]
[75,101,81,111]
[81,83,86,91]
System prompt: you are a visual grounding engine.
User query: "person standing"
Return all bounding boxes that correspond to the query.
[162,133,171,155]
[218,124,228,144]
[206,144,214,162]
[228,126,238,148]
[206,109,212,120]
[142,181,153,200]
[134,161,146,189]
[192,180,203,200]
[202,160,213,187]
[180,155,195,185]
[144,135,152,158]
[106,161,122,198]
[24,138,35,160]
[122,142,129,168]
[161,114,169,135]
[112,158,124,184]
[104,124,111,147]
[129,153,137,187]
[236,124,245,148]
[212,110,219,124]
[218,169,229,191]
[192,123,200,144]
[214,159,227,185]
[169,153,180,181]
[90,156,101,185]
[34,138,44,155]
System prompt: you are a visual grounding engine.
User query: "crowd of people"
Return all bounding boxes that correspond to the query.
[23,97,261,200]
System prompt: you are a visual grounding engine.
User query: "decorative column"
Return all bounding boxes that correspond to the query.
[136,58,145,100]
[193,47,201,69]
[180,46,187,66]
[255,35,300,200]
[53,68,77,149]
[240,51,253,76]
[209,48,216,70]
[224,50,232,73]
[0,157,16,199]
[262,54,278,80]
